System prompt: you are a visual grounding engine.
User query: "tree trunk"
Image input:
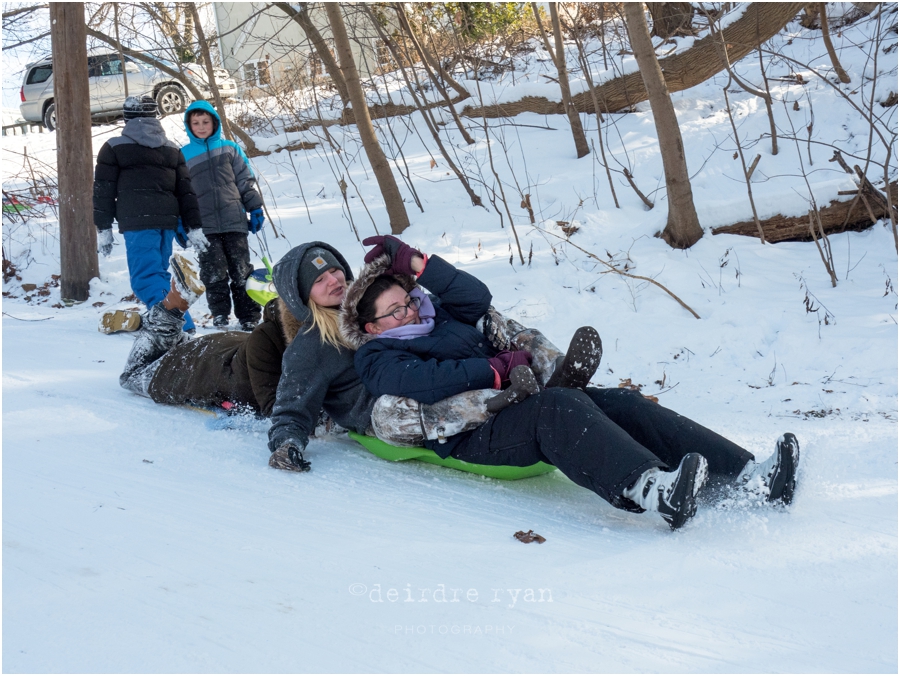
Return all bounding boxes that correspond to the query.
[624,3,703,249]
[273,2,350,108]
[325,4,409,234]
[188,3,232,141]
[549,3,590,158]
[402,10,471,100]
[531,3,590,159]
[648,2,695,39]
[392,4,475,144]
[818,3,851,83]
[51,2,98,302]
[114,4,128,97]
[462,2,802,118]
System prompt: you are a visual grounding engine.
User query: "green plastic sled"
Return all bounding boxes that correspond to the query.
[348,431,556,480]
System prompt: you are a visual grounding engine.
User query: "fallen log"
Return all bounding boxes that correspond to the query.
[711,182,897,242]
[462,2,803,118]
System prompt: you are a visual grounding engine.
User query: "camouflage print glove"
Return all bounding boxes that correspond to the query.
[269,442,311,472]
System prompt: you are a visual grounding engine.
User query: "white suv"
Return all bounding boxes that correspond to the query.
[20,51,238,131]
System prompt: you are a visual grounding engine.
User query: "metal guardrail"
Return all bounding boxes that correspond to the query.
[2,122,45,136]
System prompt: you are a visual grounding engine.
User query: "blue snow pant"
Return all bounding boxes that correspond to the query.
[123,229,195,331]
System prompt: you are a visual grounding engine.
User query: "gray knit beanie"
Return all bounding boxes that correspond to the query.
[298,247,346,304]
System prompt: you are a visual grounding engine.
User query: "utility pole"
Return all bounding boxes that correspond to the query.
[50,2,98,302]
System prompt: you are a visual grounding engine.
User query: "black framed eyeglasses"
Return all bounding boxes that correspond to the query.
[374,295,422,322]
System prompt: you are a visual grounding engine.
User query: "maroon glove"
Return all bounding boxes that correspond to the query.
[487,350,533,384]
[363,235,422,276]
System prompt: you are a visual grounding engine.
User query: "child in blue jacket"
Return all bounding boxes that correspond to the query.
[181,100,265,331]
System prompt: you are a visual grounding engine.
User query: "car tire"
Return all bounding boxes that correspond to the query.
[43,102,56,131]
[156,85,186,116]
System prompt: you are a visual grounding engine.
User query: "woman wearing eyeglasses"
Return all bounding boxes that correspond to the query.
[266,241,557,472]
[342,236,800,530]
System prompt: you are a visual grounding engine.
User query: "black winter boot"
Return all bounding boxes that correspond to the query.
[735,433,800,505]
[623,453,709,530]
[545,326,602,390]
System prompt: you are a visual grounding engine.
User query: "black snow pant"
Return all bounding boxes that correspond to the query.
[448,387,754,512]
[198,232,260,323]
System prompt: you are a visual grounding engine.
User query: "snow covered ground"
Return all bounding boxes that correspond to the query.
[3,7,897,672]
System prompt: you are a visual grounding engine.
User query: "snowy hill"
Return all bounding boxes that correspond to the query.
[2,6,897,672]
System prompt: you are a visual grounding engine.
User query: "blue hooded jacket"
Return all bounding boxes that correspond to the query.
[181,100,262,235]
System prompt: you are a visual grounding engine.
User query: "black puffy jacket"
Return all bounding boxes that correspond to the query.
[93,117,202,233]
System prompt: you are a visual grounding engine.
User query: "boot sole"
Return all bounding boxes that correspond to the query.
[170,253,206,302]
[99,310,142,334]
[545,326,602,390]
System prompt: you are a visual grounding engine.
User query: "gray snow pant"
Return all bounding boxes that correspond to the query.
[119,302,185,397]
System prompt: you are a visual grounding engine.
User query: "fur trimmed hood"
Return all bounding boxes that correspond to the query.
[340,254,419,350]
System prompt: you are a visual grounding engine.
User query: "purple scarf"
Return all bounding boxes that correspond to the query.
[376,288,435,340]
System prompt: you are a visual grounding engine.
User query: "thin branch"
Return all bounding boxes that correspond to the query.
[534,227,700,319]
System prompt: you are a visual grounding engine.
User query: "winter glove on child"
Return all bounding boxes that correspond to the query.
[269,442,311,472]
[488,350,533,384]
[174,218,189,248]
[362,235,423,276]
[97,228,114,257]
[248,208,265,234]
[186,228,210,254]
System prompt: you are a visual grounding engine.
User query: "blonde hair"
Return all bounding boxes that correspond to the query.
[306,297,353,350]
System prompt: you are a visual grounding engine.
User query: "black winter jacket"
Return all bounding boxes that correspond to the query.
[267,242,376,454]
[93,118,202,233]
[343,255,496,457]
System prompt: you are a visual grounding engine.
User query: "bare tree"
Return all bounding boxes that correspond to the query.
[188,3,232,140]
[647,2,696,39]
[2,4,51,50]
[817,3,851,84]
[531,2,590,158]
[624,3,702,249]
[141,2,195,62]
[392,4,475,144]
[272,2,350,108]
[325,3,409,234]
[463,3,802,119]
[82,21,260,155]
